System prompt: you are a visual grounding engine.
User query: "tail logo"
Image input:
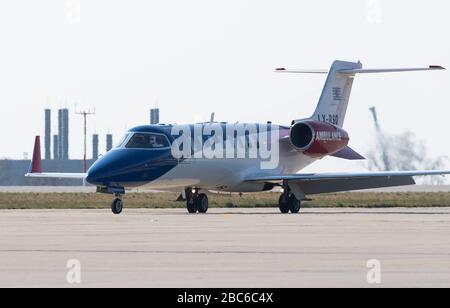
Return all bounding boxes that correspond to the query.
[332,87,343,101]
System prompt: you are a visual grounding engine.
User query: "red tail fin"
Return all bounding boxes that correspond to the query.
[29,136,42,173]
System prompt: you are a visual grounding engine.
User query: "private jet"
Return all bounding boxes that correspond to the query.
[26,60,450,214]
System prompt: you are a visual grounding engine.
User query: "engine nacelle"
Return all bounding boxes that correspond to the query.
[289,120,349,157]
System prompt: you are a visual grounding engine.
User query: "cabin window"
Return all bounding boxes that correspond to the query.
[126,133,170,149]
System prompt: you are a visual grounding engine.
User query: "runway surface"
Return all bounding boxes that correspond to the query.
[0,208,449,288]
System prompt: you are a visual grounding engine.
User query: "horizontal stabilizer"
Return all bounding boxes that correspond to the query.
[275,68,328,74]
[331,146,365,160]
[275,65,445,75]
[276,61,445,128]
[338,65,446,74]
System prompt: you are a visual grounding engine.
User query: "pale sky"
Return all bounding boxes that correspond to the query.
[0,0,449,173]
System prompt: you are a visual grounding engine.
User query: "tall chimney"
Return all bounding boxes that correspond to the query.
[150,108,160,124]
[62,108,69,160]
[44,109,51,160]
[53,134,59,160]
[58,109,63,160]
[106,134,113,152]
[92,134,99,160]
[58,108,69,160]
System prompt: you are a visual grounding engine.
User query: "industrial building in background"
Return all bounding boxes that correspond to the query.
[0,108,117,186]
[45,108,70,161]
[0,106,162,185]
[150,108,160,124]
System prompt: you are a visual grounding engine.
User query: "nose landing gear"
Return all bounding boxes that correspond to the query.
[97,187,126,215]
[111,195,124,215]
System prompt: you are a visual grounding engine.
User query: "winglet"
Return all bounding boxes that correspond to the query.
[429,65,446,70]
[29,136,42,173]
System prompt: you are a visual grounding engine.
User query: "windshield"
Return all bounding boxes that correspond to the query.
[115,134,130,148]
[125,133,170,149]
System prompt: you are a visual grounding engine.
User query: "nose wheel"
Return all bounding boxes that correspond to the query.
[111,196,124,215]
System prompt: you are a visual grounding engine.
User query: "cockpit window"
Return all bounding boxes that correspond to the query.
[125,133,170,149]
[115,134,130,148]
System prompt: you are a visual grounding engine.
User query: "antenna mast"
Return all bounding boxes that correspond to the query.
[76,109,96,173]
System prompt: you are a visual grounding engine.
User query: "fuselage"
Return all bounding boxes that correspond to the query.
[86,123,318,193]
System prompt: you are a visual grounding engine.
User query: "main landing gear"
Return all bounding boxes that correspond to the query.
[186,188,209,214]
[278,185,301,214]
[111,194,124,215]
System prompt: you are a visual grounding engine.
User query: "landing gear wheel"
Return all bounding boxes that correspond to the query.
[196,194,209,213]
[187,199,197,213]
[289,195,301,214]
[111,198,123,215]
[278,194,290,214]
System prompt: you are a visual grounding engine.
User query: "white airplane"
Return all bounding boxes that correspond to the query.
[26,60,450,215]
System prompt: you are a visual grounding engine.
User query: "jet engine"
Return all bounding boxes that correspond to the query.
[289,120,349,157]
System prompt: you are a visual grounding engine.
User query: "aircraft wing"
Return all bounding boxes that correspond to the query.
[245,170,450,195]
[25,172,87,179]
[25,136,87,180]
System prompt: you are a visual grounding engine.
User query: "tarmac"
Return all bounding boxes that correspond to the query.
[0,208,449,288]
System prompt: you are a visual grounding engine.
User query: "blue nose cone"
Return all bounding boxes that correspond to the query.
[85,148,178,187]
[85,165,101,186]
[85,150,120,186]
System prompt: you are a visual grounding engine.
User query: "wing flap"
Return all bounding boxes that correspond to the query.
[245,170,450,182]
[297,176,415,195]
[245,170,450,195]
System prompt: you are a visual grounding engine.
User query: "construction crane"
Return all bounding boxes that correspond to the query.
[369,106,392,171]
